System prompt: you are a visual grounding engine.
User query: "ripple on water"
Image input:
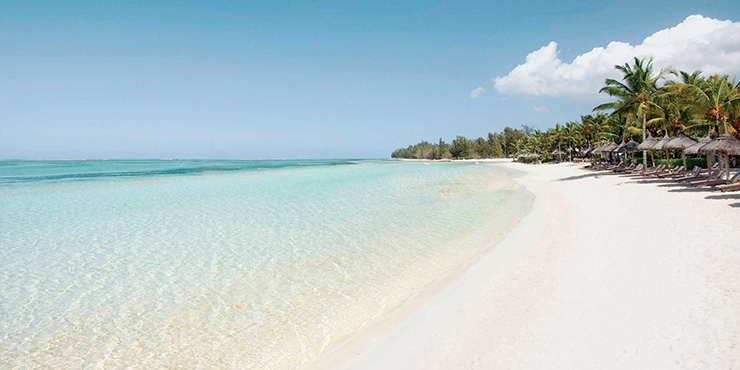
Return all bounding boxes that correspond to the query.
[0,160,532,368]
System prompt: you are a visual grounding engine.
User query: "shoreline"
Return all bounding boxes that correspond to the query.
[303,161,740,369]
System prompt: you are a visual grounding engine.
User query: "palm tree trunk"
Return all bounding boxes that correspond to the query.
[558,140,562,162]
[642,113,647,170]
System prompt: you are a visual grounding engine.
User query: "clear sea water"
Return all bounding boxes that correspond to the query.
[0,159,532,368]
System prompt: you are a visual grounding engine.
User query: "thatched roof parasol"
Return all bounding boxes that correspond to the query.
[616,139,640,152]
[651,133,672,151]
[664,132,698,169]
[698,134,740,155]
[698,134,740,180]
[683,134,712,155]
[592,143,606,154]
[636,135,659,151]
[611,141,627,152]
[595,142,617,154]
[663,132,698,150]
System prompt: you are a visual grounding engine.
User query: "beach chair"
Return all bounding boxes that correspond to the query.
[669,166,699,179]
[656,165,686,178]
[653,165,681,176]
[717,180,740,192]
[613,163,635,173]
[706,171,740,189]
[607,162,625,171]
[624,163,645,174]
[642,164,666,176]
[675,166,717,183]
[689,170,726,187]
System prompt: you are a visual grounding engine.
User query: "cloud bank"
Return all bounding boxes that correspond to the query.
[493,15,740,98]
[470,86,485,98]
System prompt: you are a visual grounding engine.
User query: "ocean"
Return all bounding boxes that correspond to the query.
[0,159,532,368]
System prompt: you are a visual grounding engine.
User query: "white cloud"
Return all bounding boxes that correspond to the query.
[533,106,548,113]
[470,86,485,98]
[493,15,740,98]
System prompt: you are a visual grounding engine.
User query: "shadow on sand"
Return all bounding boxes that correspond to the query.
[705,193,740,201]
[555,173,607,181]
[667,186,717,193]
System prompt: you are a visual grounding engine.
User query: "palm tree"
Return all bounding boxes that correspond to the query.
[564,121,583,160]
[581,113,609,146]
[650,70,703,136]
[549,124,567,162]
[665,73,740,135]
[595,57,662,166]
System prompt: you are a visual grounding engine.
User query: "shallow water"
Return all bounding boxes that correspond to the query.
[0,159,532,368]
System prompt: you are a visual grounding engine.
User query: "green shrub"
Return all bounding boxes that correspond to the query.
[654,157,708,169]
[517,155,542,163]
[626,156,708,168]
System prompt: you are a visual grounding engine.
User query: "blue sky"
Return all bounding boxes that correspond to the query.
[2,1,739,159]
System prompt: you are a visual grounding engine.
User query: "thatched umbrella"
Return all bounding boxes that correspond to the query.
[591,143,607,163]
[698,134,740,180]
[601,142,619,162]
[615,139,640,162]
[663,132,698,169]
[636,135,659,167]
[651,133,672,166]
[610,141,627,162]
[636,135,659,150]
[683,133,713,169]
[619,139,640,153]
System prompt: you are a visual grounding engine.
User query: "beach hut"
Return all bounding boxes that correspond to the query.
[683,133,713,169]
[636,135,659,168]
[698,134,740,180]
[663,132,698,169]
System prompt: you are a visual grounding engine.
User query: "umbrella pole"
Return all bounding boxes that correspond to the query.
[682,152,687,169]
[706,154,711,170]
[665,150,670,167]
[726,153,730,181]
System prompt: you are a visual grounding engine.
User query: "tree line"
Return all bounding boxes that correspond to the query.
[392,58,740,160]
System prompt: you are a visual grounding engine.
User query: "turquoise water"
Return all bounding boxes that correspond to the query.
[0,159,532,368]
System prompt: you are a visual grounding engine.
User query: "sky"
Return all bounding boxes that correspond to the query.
[2,1,740,159]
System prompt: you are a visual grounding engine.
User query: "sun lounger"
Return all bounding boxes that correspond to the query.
[717,182,740,192]
[656,166,686,178]
[675,166,718,183]
[642,164,667,176]
[613,164,635,173]
[706,171,740,188]
[689,170,726,187]
[624,164,645,174]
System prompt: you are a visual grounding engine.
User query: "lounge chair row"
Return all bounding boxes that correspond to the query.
[585,161,740,192]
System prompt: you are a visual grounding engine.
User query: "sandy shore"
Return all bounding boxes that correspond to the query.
[304,161,740,369]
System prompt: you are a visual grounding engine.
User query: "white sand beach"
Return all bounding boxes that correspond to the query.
[305,161,740,369]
